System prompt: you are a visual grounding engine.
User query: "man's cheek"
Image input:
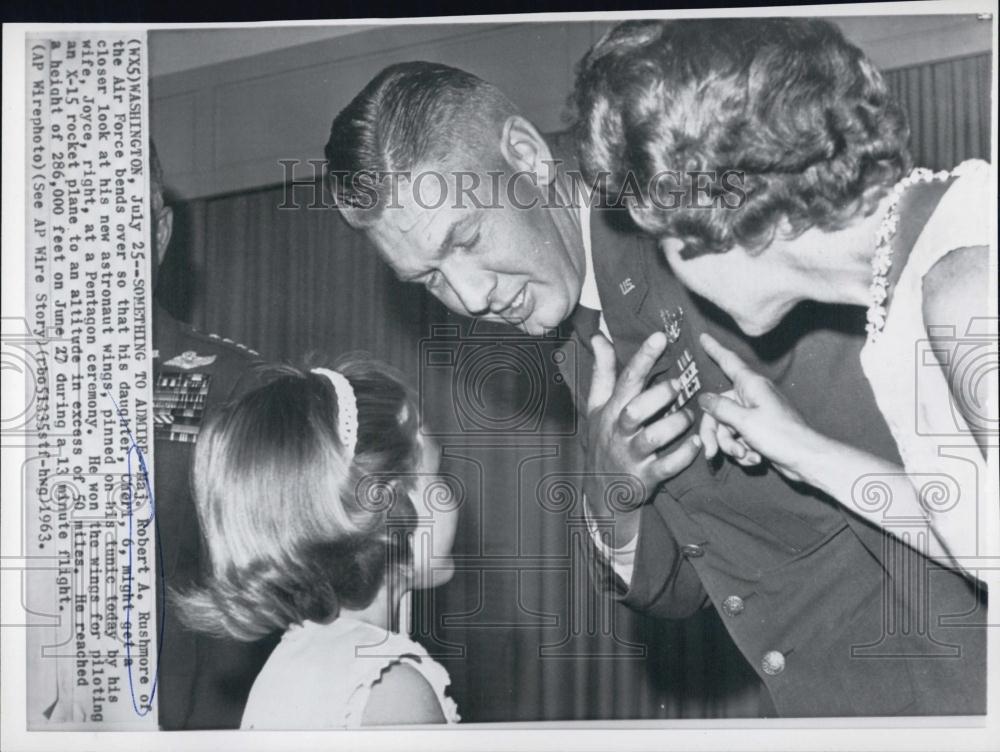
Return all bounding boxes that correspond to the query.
[433,289,462,316]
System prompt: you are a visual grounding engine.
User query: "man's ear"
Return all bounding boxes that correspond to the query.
[499,115,556,186]
[155,206,174,265]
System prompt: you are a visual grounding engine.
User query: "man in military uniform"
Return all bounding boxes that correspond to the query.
[324,64,986,716]
[150,145,278,729]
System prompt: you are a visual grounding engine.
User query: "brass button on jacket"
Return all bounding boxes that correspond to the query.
[762,650,786,676]
[722,595,745,617]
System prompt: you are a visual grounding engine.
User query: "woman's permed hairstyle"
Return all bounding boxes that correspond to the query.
[172,357,422,641]
[572,18,912,257]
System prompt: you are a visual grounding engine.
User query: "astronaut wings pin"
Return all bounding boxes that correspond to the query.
[659,306,684,345]
[658,306,702,410]
[163,350,217,369]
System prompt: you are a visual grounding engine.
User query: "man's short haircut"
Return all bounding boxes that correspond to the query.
[173,358,422,641]
[572,19,912,257]
[324,61,518,225]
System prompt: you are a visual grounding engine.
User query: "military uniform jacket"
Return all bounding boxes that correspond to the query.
[152,304,278,729]
[559,203,986,717]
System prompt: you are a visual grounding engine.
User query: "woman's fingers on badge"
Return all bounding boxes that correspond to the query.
[716,423,745,459]
[734,438,762,466]
[699,332,749,382]
[699,412,720,460]
[697,391,750,436]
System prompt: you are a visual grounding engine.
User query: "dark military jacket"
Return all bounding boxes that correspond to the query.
[556,184,986,716]
[152,303,279,729]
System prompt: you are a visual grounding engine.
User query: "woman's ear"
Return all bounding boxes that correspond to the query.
[499,115,556,185]
[625,196,645,230]
[774,214,799,242]
[860,181,891,215]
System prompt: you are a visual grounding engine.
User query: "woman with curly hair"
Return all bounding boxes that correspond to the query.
[573,18,994,576]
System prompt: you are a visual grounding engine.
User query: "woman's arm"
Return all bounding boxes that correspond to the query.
[696,333,977,576]
[361,662,446,726]
[922,245,996,454]
[792,433,972,574]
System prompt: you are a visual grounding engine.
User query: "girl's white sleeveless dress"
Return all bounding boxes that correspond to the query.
[241,616,460,729]
[858,159,994,560]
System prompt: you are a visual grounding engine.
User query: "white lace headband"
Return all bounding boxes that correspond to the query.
[311,368,359,459]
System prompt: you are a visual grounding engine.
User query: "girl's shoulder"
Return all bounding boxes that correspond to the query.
[334,619,462,727]
[242,618,460,729]
[357,660,448,725]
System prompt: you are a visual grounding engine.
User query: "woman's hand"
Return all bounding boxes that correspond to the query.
[696,333,825,482]
[698,387,763,468]
[697,336,981,576]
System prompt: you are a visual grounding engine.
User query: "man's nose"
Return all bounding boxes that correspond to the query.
[449,269,497,317]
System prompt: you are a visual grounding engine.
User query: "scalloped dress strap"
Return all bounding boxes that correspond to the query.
[341,628,461,727]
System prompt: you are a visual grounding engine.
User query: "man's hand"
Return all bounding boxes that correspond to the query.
[584,330,701,548]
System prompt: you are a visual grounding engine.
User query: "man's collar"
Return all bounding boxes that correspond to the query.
[546,131,601,314]
[577,192,601,312]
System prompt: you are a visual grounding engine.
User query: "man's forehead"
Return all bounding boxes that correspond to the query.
[366,192,460,278]
[375,193,455,248]
[372,163,498,235]
[384,192,447,234]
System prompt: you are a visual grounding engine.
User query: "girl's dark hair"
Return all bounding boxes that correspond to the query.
[572,18,911,257]
[172,357,421,640]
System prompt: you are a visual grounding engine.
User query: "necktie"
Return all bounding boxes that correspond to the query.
[570,305,601,352]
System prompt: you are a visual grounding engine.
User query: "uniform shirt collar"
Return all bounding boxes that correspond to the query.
[577,191,601,312]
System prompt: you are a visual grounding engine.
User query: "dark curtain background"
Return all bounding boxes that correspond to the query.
[885,54,993,171]
[155,52,992,723]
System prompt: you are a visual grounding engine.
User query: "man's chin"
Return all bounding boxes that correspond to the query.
[498,304,568,336]
[520,317,552,337]
[736,313,781,339]
[520,305,573,337]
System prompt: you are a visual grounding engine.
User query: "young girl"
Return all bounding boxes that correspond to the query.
[173,359,461,728]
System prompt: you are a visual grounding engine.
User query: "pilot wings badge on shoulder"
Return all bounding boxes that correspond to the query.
[163,350,217,370]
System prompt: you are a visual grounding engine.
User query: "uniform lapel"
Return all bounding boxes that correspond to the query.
[590,208,654,367]
[558,309,596,413]
[590,207,732,399]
